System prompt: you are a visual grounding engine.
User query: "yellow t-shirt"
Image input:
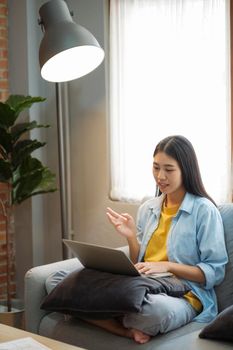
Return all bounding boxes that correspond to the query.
[144,202,202,312]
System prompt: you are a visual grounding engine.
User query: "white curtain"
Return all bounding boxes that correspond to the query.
[109,0,231,204]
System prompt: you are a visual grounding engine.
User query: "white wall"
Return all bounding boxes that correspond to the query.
[8,0,139,298]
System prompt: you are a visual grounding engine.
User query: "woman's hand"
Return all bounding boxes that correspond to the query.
[135,261,170,275]
[135,261,206,284]
[106,207,137,239]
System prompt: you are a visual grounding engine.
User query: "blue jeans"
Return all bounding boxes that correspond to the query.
[123,293,198,336]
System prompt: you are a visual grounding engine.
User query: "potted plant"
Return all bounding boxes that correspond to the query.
[0,94,56,326]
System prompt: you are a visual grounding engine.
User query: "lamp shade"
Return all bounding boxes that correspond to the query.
[39,0,105,82]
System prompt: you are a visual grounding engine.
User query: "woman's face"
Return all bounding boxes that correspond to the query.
[153,151,184,195]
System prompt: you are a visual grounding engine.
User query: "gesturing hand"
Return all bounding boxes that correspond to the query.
[106,207,137,239]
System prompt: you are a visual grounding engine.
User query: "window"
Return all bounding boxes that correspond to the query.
[109,0,231,204]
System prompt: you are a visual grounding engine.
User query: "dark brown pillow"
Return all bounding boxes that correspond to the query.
[41,268,190,319]
[199,305,233,342]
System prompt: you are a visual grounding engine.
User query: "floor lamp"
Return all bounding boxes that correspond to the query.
[38,0,105,258]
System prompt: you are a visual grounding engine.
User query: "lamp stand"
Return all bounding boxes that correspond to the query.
[55,83,73,258]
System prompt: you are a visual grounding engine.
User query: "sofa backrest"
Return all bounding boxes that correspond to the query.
[215,204,233,312]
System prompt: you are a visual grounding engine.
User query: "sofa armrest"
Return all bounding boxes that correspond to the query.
[24,258,83,334]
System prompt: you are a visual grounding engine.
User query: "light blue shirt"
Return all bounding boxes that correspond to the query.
[136,192,228,322]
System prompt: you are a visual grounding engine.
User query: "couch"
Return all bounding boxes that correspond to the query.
[24,204,233,350]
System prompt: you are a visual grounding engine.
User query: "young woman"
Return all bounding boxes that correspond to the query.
[88,135,228,344]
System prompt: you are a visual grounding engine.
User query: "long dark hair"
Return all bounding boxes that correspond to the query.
[153,135,216,205]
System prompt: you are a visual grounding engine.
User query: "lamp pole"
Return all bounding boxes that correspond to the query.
[55,82,73,258]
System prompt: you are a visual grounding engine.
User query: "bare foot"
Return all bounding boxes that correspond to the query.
[129,328,151,344]
[85,318,151,344]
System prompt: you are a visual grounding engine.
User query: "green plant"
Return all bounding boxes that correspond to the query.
[0,95,57,311]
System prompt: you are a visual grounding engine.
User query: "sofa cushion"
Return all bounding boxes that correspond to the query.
[199,304,233,342]
[41,268,190,319]
[215,205,233,312]
[39,313,206,350]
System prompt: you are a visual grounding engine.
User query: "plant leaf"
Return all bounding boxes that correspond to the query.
[12,157,56,204]
[12,140,46,169]
[0,127,12,154]
[35,167,57,192]
[0,102,16,128]
[6,95,46,117]
[0,159,12,181]
[13,156,43,185]
[13,169,43,203]
[11,121,50,143]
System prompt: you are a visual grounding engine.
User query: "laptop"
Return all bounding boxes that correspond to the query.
[63,239,173,279]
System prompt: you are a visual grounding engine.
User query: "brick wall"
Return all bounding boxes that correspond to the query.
[0,0,16,300]
[0,0,8,101]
